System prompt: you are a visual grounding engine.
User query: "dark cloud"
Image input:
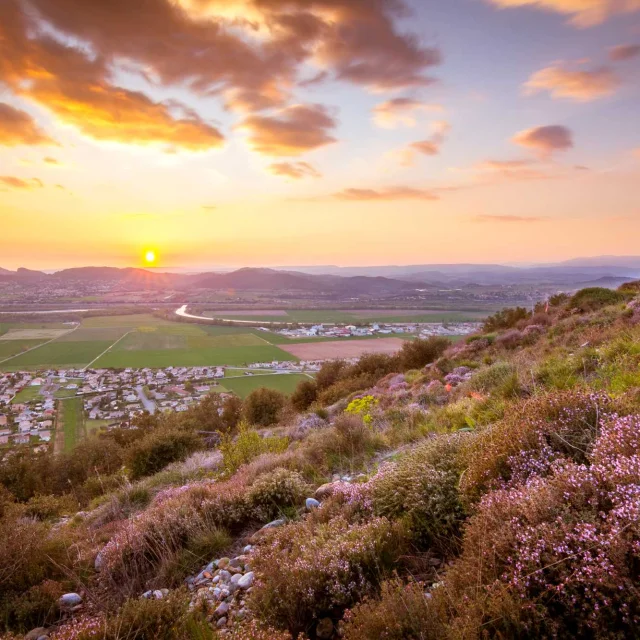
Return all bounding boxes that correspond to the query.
[609,44,640,61]
[0,102,56,146]
[239,104,336,156]
[512,125,573,157]
[268,161,321,179]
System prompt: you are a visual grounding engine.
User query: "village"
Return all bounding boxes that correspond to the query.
[0,360,323,456]
[273,321,482,339]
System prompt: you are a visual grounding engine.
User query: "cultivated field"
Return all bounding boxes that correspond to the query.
[222,373,312,398]
[280,337,406,360]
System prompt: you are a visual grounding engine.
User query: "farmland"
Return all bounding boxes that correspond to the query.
[280,337,407,360]
[57,397,83,453]
[222,373,312,398]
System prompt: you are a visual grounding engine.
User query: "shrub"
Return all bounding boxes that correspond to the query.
[495,328,523,350]
[244,388,287,426]
[483,307,530,332]
[247,468,309,520]
[397,337,449,370]
[248,515,402,635]
[343,578,443,640]
[460,390,617,502]
[127,428,202,480]
[569,287,625,313]
[468,362,518,396]
[220,423,289,475]
[345,395,379,426]
[290,379,318,411]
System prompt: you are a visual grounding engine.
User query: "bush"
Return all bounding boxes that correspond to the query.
[483,306,530,332]
[248,515,402,635]
[290,379,318,411]
[247,468,309,520]
[127,428,202,480]
[343,578,443,640]
[569,287,625,313]
[468,362,518,396]
[244,388,287,426]
[397,337,449,370]
[220,423,289,475]
[495,328,523,350]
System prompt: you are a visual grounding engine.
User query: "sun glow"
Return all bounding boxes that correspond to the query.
[144,250,156,265]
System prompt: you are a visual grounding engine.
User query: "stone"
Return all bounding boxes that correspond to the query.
[141,591,153,599]
[315,482,338,500]
[214,602,229,618]
[217,557,231,569]
[59,593,82,608]
[238,571,254,589]
[229,556,244,568]
[218,570,231,582]
[216,617,227,628]
[230,573,242,585]
[305,497,321,510]
[243,545,253,553]
[316,617,334,639]
[236,608,246,621]
[25,628,48,640]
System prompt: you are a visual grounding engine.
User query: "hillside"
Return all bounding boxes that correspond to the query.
[3,285,640,638]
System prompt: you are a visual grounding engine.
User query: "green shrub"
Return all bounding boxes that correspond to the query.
[220,423,289,475]
[247,468,309,520]
[468,362,520,397]
[127,428,202,480]
[569,287,625,313]
[290,380,318,411]
[483,307,530,332]
[397,337,449,370]
[244,388,287,426]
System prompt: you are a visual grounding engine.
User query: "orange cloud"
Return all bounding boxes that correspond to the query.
[484,0,640,27]
[476,159,550,181]
[524,64,619,101]
[512,125,573,158]
[238,104,336,156]
[0,176,44,190]
[333,186,439,201]
[43,156,61,165]
[268,162,322,179]
[473,214,548,223]
[0,1,224,150]
[0,102,56,146]
[396,120,451,165]
[609,44,640,61]
[372,97,443,128]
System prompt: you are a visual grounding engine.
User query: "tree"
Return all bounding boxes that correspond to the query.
[243,387,287,427]
[290,380,318,411]
[397,337,449,370]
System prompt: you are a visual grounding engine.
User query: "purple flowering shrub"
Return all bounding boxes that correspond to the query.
[461,390,616,502]
[247,515,403,635]
[443,412,640,638]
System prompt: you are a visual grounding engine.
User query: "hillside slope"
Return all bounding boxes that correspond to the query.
[3,285,640,639]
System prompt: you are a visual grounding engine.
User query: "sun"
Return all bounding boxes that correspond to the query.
[144,250,156,265]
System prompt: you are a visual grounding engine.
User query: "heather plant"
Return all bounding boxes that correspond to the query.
[248,515,403,635]
[342,578,444,640]
[220,422,288,475]
[461,390,615,502]
[444,413,640,638]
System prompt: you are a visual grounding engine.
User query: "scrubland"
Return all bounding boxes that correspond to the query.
[3,285,640,639]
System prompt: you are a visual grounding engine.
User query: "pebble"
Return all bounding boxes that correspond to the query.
[59,593,82,608]
[217,617,227,628]
[305,497,321,510]
[214,602,230,618]
[238,572,254,589]
[243,545,253,553]
[25,628,48,640]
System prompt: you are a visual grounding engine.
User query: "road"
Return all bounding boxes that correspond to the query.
[175,304,336,327]
[136,385,157,414]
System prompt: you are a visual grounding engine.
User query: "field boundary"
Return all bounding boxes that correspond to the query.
[0,325,78,366]
[83,330,132,370]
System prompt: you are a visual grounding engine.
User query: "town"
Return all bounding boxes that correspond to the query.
[273,321,481,339]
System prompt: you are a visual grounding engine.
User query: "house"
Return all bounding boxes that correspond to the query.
[19,420,33,432]
[0,415,7,427]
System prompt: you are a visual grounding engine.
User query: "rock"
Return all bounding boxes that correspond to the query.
[230,573,242,585]
[238,572,254,589]
[216,617,227,628]
[141,590,153,599]
[217,557,231,569]
[243,545,253,553]
[94,551,104,571]
[305,497,320,510]
[25,628,48,640]
[152,590,164,599]
[315,482,338,500]
[214,602,230,618]
[59,593,82,608]
[250,518,286,542]
[316,617,334,639]
[229,556,245,568]
[236,608,246,621]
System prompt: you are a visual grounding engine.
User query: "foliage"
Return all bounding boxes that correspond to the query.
[220,423,289,475]
[483,306,530,332]
[247,468,309,520]
[290,379,318,411]
[569,287,625,313]
[244,387,287,426]
[345,395,379,425]
[396,337,449,370]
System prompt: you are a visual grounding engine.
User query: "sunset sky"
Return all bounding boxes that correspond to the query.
[1,0,639,270]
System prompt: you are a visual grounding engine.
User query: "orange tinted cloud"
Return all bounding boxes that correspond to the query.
[485,0,640,27]
[268,162,321,179]
[0,176,44,190]
[0,102,56,146]
[239,104,336,156]
[512,125,573,157]
[396,120,451,165]
[473,214,548,223]
[524,64,619,101]
[333,186,439,201]
[609,44,640,61]
[43,156,61,165]
[372,98,442,129]
[476,159,550,181]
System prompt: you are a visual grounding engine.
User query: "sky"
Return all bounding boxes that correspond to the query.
[0,0,639,270]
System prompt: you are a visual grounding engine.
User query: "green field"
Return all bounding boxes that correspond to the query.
[0,340,45,360]
[222,373,311,398]
[59,397,83,452]
[11,385,43,403]
[4,341,113,370]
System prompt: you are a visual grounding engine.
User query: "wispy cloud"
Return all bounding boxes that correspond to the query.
[0,102,57,147]
[268,161,322,179]
[372,98,444,129]
[524,64,620,101]
[473,214,549,223]
[609,44,640,61]
[0,176,44,190]
[332,186,439,201]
